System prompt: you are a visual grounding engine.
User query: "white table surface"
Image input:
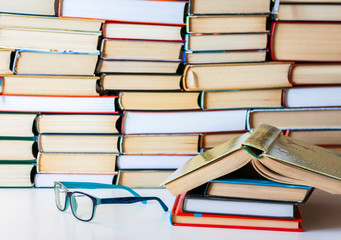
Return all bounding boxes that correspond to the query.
[0,187,340,240]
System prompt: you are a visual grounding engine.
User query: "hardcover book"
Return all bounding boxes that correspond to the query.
[171,193,303,232]
[161,123,341,196]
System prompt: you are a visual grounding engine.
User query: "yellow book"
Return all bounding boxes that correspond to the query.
[162,124,341,196]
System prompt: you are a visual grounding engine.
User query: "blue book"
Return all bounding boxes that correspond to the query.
[205,164,313,203]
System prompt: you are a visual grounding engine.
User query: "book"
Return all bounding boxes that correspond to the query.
[122,109,247,134]
[101,39,183,61]
[0,0,56,16]
[120,134,200,154]
[34,173,116,188]
[37,152,117,174]
[58,0,188,25]
[0,137,36,161]
[38,134,120,153]
[205,164,312,202]
[0,113,37,137]
[182,187,297,219]
[97,59,181,74]
[270,22,341,62]
[283,86,341,108]
[0,13,102,32]
[201,132,245,149]
[161,123,341,196]
[99,74,182,91]
[247,108,341,130]
[0,48,13,74]
[182,62,292,91]
[0,75,99,96]
[290,63,341,85]
[36,113,121,134]
[184,50,267,65]
[187,15,267,34]
[185,33,268,51]
[117,155,194,170]
[118,91,200,111]
[286,129,341,146]
[201,89,283,110]
[116,169,174,188]
[0,26,100,52]
[12,50,99,76]
[102,22,183,41]
[171,193,303,232]
[0,163,36,187]
[189,0,271,14]
[276,3,341,21]
[0,95,117,113]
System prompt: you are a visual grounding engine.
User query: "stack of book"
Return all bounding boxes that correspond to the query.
[0,4,119,186]
[163,123,341,231]
[247,0,341,151]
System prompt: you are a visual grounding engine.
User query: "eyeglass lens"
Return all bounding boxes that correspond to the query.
[70,193,94,221]
[55,183,67,211]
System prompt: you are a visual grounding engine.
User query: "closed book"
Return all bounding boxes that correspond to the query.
[99,74,182,91]
[0,163,36,187]
[185,33,268,52]
[186,15,267,34]
[283,86,341,108]
[0,137,37,161]
[58,0,188,25]
[0,0,56,16]
[171,193,303,232]
[189,0,271,14]
[36,113,121,134]
[247,108,341,130]
[205,164,313,203]
[0,113,37,137]
[37,152,117,174]
[118,91,200,111]
[34,173,116,188]
[12,50,99,76]
[102,22,184,42]
[120,134,200,155]
[121,110,247,134]
[116,169,174,188]
[38,134,120,153]
[286,129,341,146]
[182,62,292,91]
[117,154,194,170]
[0,49,13,74]
[97,59,181,74]
[101,39,183,61]
[182,186,297,219]
[0,95,117,113]
[0,75,99,96]
[0,26,100,52]
[270,22,341,62]
[184,50,267,65]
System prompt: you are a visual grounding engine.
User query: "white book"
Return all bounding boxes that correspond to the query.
[117,155,194,170]
[60,0,187,25]
[122,110,247,134]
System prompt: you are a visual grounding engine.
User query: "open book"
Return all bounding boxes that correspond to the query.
[161,124,341,196]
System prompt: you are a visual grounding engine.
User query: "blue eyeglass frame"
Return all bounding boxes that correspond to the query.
[54,181,168,222]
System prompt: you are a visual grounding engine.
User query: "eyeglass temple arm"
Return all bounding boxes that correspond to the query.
[100,197,168,212]
[58,182,147,204]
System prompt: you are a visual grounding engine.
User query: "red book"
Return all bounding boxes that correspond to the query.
[170,193,303,232]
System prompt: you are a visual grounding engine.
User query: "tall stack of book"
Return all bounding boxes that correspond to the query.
[162,123,341,231]
[247,0,341,151]
[0,2,119,187]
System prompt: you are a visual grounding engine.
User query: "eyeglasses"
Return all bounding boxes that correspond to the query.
[54,181,168,222]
